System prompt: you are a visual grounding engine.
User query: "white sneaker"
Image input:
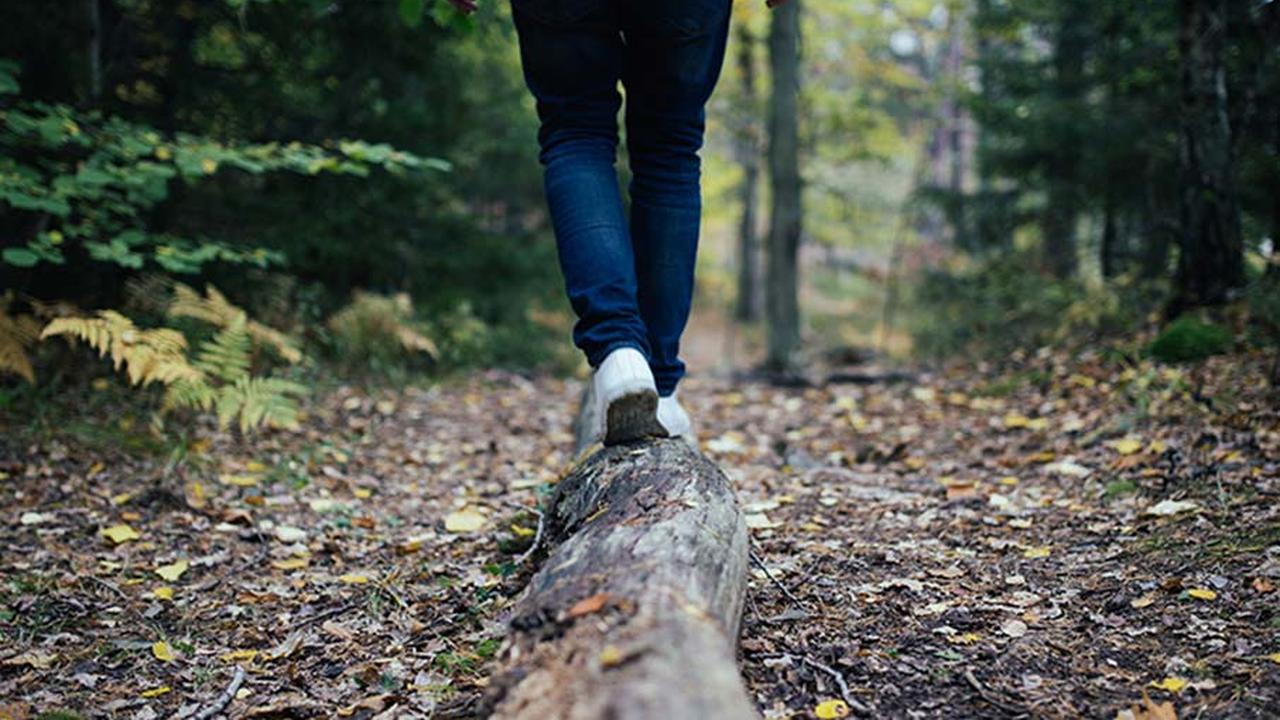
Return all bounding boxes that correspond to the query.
[657,392,695,445]
[593,347,667,446]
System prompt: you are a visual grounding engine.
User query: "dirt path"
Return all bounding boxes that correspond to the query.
[2,350,1277,718]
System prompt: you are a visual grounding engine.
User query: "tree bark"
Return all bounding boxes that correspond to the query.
[765,0,802,371]
[484,439,754,720]
[735,25,762,324]
[1173,0,1244,311]
[1040,0,1086,279]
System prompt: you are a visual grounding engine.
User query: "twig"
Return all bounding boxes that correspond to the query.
[291,601,354,630]
[514,502,545,563]
[800,656,872,715]
[505,499,546,566]
[963,668,1024,715]
[187,664,245,720]
[749,549,809,609]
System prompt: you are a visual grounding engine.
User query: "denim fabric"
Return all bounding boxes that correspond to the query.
[512,0,731,396]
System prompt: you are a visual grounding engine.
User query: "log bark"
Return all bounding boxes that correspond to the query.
[484,439,755,719]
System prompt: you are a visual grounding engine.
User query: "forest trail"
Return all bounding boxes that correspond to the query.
[2,350,1277,718]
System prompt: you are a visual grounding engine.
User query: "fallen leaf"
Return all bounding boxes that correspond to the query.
[1112,438,1144,455]
[444,508,486,533]
[1186,588,1216,601]
[221,649,259,663]
[274,526,307,543]
[154,559,189,582]
[566,592,611,619]
[152,586,174,601]
[271,557,309,571]
[1130,593,1156,609]
[814,699,850,719]
[1116,690,1177,720]
[1149,677,1187,693]
[1143,500,1199,517]
[19,512,47,525]
[1266,652,1280,665]
[101,524,140,544]
[1023,546,1051,559]
[220,473,260,487]
[152,641,175,662]
[947,632,981,645]
[1045,460,1091,478]
[140,686,171,699]
[338,574,369,585]
[2,651,56,669]
[1000,619,1029,638]
[599,645,624,668]
[1253,577,1274,594]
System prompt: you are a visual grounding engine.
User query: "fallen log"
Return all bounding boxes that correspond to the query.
[483,438,755,719]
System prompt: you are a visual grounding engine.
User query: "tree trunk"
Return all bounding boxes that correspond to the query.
[1173,0,1244,310]
[735,26,762,324]
[87,0,101,101]
[765,0,802,371]
[483,439,754,720]
[1040,1,1086,279]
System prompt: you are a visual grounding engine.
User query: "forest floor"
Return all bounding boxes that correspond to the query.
[1,344,1278,719]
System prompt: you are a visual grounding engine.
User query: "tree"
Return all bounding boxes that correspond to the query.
[733,25,763,324]
[1173,0,1244,310]
[765,0,802,371]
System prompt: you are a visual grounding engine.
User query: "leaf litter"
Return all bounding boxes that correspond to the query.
[0,350,1277,717]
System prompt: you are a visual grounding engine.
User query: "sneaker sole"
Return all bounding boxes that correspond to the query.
[604,389,668,446]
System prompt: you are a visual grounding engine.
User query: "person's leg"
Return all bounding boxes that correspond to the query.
[620,0,732,397]
[511,2,649,369]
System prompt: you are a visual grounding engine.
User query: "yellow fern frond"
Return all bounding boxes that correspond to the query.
[42,311,199,387]
[169,283,303,364]
[0,298,41,383]
[162,376,216,413]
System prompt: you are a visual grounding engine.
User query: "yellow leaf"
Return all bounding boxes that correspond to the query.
[220,473,259,487]
[1023,546,1051,559]
[220,649,259,663]
[1147,440,1167,454]
[444,508,486,533]
[1130,593,1156,609]
[154,559,189,582]
[353,488,373,499]
[599,645,624,668]
[271,557,309,571]
[814,699,851,718]
[110,491,134,506]
[948,632,981,645]
[1266,652,1280,665]
[102,524,140,544]
[140,686,171,698]
[152,641,175,662]
[1187,588,1217,601]
[999,476,1020,486]
[510,523,536,538]
[338,574,369,585]
[1149,677,1187,693]
[1003,412,1031,429]
[88,461,105,475]
[152,586,174,601]
[200,157,218,174]
[1112,438,1144,455]
[154,146,172,161]
[246,460,268,472]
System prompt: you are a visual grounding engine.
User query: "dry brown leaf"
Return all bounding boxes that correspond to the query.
[566,592,612,619]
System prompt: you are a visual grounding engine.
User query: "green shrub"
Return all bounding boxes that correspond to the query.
[1147,315,1232,363]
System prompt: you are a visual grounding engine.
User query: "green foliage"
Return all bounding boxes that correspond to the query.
[910,255,1158,358]
[0,63,443,275]
[1148,316,1232,363]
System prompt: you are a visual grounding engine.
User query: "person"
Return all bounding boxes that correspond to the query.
[448,0,789,446]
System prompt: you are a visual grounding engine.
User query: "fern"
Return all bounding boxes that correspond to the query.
[169,283,302,363]
[0,297,41,382]
[193,314,252,383]
[162,376,216,414]
[215,376,306,432]
[41,310,201,386]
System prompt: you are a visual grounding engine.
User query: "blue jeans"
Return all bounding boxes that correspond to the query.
[512,0,731,396]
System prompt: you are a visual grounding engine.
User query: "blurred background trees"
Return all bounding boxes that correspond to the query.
[2,0,1278,431]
